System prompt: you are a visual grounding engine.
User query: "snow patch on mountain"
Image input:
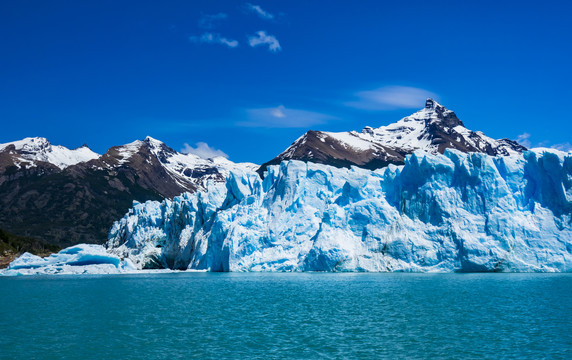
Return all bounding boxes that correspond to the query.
[142,136,257,188]
[322,131,378,151]
[356,99,523,156]
[265,99,526,173]
[0,137,100,169]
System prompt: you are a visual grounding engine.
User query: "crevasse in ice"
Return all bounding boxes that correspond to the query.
[106,149,572,272]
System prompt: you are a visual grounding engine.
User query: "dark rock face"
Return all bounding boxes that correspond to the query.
[259,99,527,176]
[93,140,200,199]
[258,131,406,176]
[0,147,173,247]
[421,99,526,156]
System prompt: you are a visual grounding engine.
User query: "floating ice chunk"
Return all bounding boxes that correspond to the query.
[2,244,128,275]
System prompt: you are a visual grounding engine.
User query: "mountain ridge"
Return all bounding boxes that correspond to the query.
[258,99,527,175]
[0,99,529,255]
[0,136,256,249]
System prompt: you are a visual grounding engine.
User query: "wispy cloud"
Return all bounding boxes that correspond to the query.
[248,31,281,52]
[189,33,239,48]
[516,133,532,148]
[246,3,275,20]
[239,105,334,128]
[515,133,571,152]
[181,142,228,159]
[551,142,572,152]
[552,142,572,152]
[345,85,438,110]
[198,13,228,29]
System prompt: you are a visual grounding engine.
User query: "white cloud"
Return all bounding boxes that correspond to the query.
[345,85,438,110]
[239,105,334,128]
[270,105,287,118]
[248,31,281,52]
[189,33,239,48]
[246,3,275,20]
[516,133,532,148]
[181,142,228,159]
[198,13,228,29]
[514,133,571,152]
[551,142,572,152]
[217,37,239,48]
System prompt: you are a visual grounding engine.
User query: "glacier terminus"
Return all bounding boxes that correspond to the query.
[2,100,571,275]
[5,148,570,275]
[103,149,572,273]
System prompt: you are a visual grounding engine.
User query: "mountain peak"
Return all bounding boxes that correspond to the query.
[0,137,99,169]
[0,137,51,152]
[260,99,527,174]
[142,136,169,151]
[143,136,161,144]
[425,98,437,109]
[408,99,462,128]
[424,98,447,112]
[0,138,56,160]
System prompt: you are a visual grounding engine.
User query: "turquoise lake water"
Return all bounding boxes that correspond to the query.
[1,273,571,359]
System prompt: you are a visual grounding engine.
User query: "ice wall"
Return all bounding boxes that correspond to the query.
[107,149,572,272]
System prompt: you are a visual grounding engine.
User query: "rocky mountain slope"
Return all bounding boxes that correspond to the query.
[0,136,256,248]
[259,99,526,175]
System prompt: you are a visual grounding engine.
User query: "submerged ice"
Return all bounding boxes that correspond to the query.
[104,148,572,272]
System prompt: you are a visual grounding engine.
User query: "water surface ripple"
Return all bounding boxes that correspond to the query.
[1,273,570,359]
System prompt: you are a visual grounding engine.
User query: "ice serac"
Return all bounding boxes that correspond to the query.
[106,149,572,272]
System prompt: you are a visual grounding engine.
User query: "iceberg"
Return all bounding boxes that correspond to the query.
[1,244,137,275]
[3,148,571,274]
[104,149,572,272]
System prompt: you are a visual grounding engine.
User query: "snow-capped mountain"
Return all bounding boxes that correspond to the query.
[259,99,526,174]
[0,137,99,170]
[0,136,257,247]
[0,136,256,193]
[88,136,257,197]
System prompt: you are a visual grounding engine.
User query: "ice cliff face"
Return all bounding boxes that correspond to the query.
[106,149,572,272]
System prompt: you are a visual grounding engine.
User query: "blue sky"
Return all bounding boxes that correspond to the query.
[1,0,571,163]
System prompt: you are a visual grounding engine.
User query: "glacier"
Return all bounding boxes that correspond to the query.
[3,148,571,275]
[104,148,572,272]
